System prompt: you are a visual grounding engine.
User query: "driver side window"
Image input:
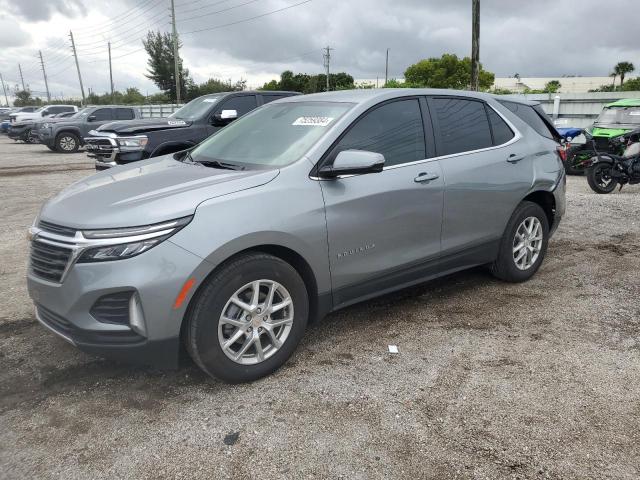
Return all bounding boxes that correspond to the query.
[329,99,426,168]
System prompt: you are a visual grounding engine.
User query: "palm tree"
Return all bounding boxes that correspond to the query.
[614,62,635,87]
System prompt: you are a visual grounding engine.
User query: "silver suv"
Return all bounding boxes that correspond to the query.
[27,89,565,383]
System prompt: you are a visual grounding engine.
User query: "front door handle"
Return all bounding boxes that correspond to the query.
[507,154,524,163]
[414,172,439,183]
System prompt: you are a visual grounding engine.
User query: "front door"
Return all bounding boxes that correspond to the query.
[318,98,444,307]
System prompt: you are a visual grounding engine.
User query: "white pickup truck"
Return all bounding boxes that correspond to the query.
[10,105,77,123]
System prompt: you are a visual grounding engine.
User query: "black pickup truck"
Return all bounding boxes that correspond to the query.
[85,90,299,170]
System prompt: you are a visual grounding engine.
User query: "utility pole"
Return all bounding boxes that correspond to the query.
[0,73,9,106]
[385,48,389,86]
[170,0,181,104]
[108,41,114,101]
[18,64,26,91]
[322,46,333,92]
[69,30,86,104]
[470,0,480,91]
[38,50,51,102]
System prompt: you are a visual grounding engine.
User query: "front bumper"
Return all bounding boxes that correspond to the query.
[8,126,29,140]
[27,238,209,368]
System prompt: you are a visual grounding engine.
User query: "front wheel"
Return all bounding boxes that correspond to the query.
[587,163,618,194]
[491,201,549,283]
[185,253,309,383]
[55,132,80,153]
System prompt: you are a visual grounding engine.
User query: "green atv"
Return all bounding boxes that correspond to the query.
[565,98,640,174]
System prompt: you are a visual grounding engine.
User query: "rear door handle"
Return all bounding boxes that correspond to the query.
[507,154,524,163]
[414,172,439,183]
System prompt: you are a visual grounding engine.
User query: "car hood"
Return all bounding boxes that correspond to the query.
[39,156,279,229]
[96,117,193,135]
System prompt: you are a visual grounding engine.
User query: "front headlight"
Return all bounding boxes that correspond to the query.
[77,216,192,263]
[117,136,148,151]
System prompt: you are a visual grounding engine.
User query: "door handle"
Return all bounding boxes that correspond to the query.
[414,172,439,183]
[507,154,524,164]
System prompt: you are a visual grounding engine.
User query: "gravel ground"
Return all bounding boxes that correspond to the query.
[0,136,639,480]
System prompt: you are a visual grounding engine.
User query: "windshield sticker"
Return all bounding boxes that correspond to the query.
[168,120,187,125]
[203,98,218,103]
[292,116,334,127]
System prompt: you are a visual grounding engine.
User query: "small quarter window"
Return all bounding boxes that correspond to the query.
[487,107,514,145]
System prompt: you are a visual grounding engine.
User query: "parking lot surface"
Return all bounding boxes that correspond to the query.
[1,136,639,479]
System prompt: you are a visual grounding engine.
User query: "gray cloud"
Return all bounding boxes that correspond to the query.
[1,0,87,22]
[1,0,639,99]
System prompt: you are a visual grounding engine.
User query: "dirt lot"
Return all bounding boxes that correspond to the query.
[0,136,639,479]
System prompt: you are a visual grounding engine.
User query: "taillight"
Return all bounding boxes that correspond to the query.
[557,145,567,162]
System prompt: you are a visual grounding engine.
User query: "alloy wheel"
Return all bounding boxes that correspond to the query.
[59,136,76,151]
[218,280,294,365]
[512,216,543,270]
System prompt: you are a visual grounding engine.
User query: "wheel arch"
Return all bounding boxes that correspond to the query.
[521,190,556,228]
[179,243,326,347]
[54,128,83,144]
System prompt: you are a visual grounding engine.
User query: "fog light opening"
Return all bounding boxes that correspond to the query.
[129,292,147,337]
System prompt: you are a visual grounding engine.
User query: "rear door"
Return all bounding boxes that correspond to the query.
[87,108,115,129]
[319,97,444,307]
[428,96,531,262]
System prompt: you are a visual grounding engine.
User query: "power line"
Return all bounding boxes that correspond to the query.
[73,0,162,33]
[181,0,313,35]
[180,0,263,23]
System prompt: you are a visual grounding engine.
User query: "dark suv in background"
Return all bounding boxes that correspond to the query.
[85,91,299,170]
[34,106,141,153]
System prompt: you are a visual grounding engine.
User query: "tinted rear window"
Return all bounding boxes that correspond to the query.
[499,101,557,140]
[115,108,135,120]
[432,97,492,155]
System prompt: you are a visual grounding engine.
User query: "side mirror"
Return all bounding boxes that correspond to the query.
[88,115,97,121]
[212,109,238,126]
[42,110,50,116]
[318,150,385,178]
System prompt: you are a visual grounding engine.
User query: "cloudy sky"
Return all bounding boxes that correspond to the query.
[0,0,638,101]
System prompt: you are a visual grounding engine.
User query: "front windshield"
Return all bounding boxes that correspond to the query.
[190,101,354,168]
[595,106,640,126]
[71,108,90,119]
[170,95,223,120]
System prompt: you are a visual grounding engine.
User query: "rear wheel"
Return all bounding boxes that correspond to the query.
[55,132,80,153]
[491,201,549,283]
[587,163,618,194]
[24,128,37,143]
[185,253,309,383]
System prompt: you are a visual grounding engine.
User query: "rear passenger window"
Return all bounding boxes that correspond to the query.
[220,95,258,117]
[499,101,555,140]
[262,94,289,104]
[115,108,135,120]
[432,98,492,155]
[332,99,426,167]
[92,109,113,121]
[487,107,514,145]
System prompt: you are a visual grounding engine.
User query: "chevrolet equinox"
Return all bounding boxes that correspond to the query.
[27,89,565,383]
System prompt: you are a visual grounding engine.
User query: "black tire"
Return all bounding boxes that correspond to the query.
[491,201,549,283]
[55,132,80,153]
[185,252,309,383]
[24,128,36,143]
[586,163,618,194]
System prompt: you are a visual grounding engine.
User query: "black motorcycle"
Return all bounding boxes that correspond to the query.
[583,128,640,194]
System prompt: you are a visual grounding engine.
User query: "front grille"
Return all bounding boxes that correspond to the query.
[38,220,76,237]
[30,240,72,282]
[90,291,133,325]
[85,138,117,160]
